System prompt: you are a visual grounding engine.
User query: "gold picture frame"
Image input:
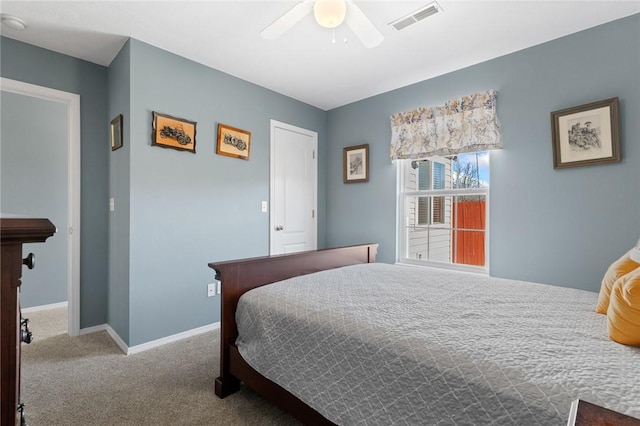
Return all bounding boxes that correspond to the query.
[551,97,620,169]
[152,111,197,153]
[216,124,251,160]
[110,114,123,151]
[343,144,369,183]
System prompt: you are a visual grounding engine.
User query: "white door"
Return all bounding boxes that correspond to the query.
[270,120,317,255]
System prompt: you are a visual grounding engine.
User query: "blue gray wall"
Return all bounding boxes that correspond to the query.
[1,92,68,307]
[1,36,328,345]
[120,39,328,345]
[1,37,109,327]
[326,14,640,292]
[107,40,131,342]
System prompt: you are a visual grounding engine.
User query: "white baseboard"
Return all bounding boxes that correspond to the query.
[21,301,68,314]
[105,325,129,354]
[127,322,220,355]
[79,323,108,335]
[79,322,220,356]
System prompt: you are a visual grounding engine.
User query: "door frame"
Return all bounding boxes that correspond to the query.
[269,119,318,254]
[1,77,81,337]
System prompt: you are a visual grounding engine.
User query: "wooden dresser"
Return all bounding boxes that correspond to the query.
[1,217,55,426]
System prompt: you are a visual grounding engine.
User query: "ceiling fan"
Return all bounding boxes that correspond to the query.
[260,0,384,48]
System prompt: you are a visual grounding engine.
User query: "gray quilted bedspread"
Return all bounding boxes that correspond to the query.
[235,263,640,425]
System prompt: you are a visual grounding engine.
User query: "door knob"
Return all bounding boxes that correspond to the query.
[275,225,284,231]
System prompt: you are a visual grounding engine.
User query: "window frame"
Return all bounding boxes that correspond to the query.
[396,155,490,274]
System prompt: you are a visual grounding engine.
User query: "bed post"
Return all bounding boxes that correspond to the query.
[212,262,242,398]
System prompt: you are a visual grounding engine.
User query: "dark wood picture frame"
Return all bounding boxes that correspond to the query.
[343,144,369,183]
[551,97,620,169]
[110,114,123,151]
[216,124,251,160]
[152,111,197,153]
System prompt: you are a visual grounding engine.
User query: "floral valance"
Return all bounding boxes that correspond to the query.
[390,90,503,160]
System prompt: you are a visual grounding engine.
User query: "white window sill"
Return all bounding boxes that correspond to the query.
[396,259,489,275]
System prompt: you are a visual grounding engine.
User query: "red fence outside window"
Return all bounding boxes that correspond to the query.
[452,200,486,266]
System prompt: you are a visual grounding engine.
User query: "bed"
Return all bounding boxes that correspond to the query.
[208,244,640,425]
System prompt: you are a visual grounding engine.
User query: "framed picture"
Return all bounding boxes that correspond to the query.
[216,124,251,160]
[551,97,620,169]
[110,114,123,151]
[152,111,196,153]
[343,144,369,183]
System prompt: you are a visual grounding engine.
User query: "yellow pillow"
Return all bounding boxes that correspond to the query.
[607,268,640,346]
[596,250,640,314]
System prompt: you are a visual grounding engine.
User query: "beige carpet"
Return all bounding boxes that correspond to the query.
[21,305,68,340]
[20,308,300,425]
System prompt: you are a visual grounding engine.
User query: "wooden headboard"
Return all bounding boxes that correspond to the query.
[207,243,378,413]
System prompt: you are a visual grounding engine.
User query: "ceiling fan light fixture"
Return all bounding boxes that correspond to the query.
[314,0,347,29]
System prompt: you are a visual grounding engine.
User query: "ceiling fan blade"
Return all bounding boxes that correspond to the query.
[260,0,315,40]
[345,1,383,48]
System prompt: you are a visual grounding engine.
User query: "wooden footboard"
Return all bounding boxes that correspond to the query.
[208,244,378,424]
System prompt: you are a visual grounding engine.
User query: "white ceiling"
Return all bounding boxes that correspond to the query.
[1,1,638,110]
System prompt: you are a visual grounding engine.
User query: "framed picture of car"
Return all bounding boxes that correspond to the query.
[216,123,251,160]
[152,111,197,153]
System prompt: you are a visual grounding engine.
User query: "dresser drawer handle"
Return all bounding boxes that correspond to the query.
[20,317,33,344]
[22,253,35,269]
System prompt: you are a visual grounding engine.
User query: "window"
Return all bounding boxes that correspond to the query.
[400,152,489,271]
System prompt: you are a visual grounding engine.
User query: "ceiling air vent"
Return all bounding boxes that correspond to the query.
[388,2,442,31]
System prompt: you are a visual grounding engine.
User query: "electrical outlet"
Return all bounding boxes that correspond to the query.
[207,283,216,298]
